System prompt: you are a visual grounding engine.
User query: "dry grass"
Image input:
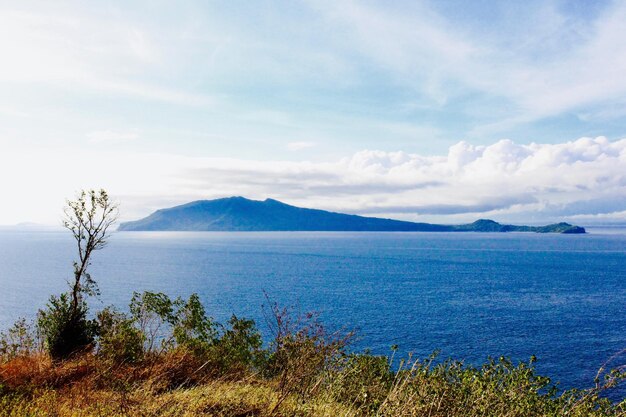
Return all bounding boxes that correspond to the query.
[0,353,352,417]
[1,351,624,417]
[0,347,352,417]
[0,383,357,417]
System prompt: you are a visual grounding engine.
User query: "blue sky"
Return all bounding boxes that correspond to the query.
[1,0,626,225]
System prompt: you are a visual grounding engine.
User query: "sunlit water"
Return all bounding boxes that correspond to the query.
[1,229,625,398]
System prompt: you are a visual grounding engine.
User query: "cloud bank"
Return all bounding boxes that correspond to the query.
[3,137,624,225]
[175,136,626,224]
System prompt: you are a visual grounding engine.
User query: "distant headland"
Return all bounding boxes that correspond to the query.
[118,197,585,234]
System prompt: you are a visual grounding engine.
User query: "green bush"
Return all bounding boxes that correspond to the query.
[212,315,264,373]
[129,291,178,354]
[0,318,37,362]
[96,307,144,364]
[36,293,95,360]
[126,292,264,375]
[172,293,218,355]
[126,292,266,377]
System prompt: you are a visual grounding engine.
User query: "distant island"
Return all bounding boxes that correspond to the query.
[118,197,585,234]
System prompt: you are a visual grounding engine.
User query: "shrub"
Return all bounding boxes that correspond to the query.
[37,293,95,360]
[0,319,37,363]
[96,307,144,364]
[212,315,264,373]
[262,300,353,411]
[128,291,258,374]
[371,355,625,417]
[172,294,218,355]
[129,291,178,354]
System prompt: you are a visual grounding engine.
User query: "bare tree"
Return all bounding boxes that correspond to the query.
[63,189,118,318]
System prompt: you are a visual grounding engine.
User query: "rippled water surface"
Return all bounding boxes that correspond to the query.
[1,229,625,396]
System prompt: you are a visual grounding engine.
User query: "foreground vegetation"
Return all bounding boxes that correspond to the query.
[1,292,625,417]
[0,190,623,416]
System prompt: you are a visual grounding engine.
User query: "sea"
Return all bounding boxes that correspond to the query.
[0,229,625,399]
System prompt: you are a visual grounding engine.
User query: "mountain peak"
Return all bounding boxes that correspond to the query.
[472,219,499,225]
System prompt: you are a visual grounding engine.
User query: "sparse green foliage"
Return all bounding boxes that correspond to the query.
[36,293,95,360]
[0,319,37,363]
[63,189,118,316]
[96,307,144,364]
[172,293,218,355]
[263,300,353,412]
[129,291,178,354]
[37,189,118,361]
[129,291,222,359]
[211,315,264,373]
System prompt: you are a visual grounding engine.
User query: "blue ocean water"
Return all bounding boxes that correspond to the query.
[0,230,625,397]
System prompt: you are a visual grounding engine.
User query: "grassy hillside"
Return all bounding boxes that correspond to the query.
[1,293,624,417]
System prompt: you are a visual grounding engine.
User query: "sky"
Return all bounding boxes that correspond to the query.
[1,0,626,226]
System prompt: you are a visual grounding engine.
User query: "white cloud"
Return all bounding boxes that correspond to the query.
[568,210,626,223]
[163,136,626,225]
[0,7,212,107]
[313,1,626,133]
[2,136,625,226]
